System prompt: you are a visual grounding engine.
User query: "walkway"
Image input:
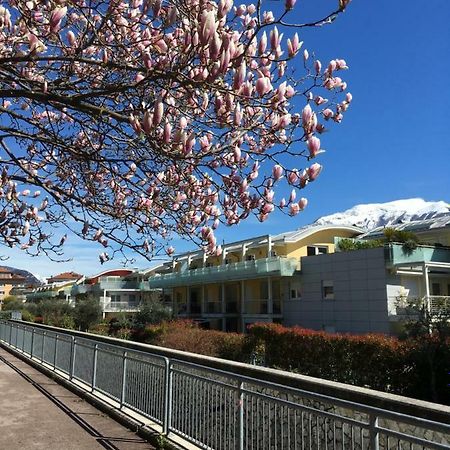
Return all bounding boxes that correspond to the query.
[0,348,155,450]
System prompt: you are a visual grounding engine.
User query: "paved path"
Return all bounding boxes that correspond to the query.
[0,348,155,450]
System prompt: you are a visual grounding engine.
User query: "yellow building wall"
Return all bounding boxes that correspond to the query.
[284,229,359,260]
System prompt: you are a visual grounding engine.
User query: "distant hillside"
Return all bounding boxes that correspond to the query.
[1,266,41,286]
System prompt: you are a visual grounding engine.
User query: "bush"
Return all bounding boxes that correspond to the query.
[132,300,173,328]
[140,320,249,361]
[247,323,450,404]
[73,298,102,331]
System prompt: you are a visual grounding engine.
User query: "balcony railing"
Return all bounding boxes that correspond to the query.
[386,243,450,266]
[393,295,450,317]
[147,256,298,288]
[100,301,141,313]
[1,321,449,450]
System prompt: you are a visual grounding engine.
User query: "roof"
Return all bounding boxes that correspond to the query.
[172,224,364,260]
[47,271,83,282]
[0,267,13,274]
[359,213,450,239]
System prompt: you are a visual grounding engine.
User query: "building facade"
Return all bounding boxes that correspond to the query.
[146,225,363,332]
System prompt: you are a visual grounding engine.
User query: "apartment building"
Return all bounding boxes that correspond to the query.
[146,225,363,332]
[26,271,82,304]
[284,215,450,334]
[72,267,163,318]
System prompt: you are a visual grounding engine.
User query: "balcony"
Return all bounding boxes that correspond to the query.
[100,300,141,313]
[71,284,91,295]
[386,243,450,267]
[147,256,298,289]
[393,295,450,318]
[27,290,62,301]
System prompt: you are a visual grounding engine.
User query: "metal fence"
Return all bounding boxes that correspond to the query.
[1,320,449,450]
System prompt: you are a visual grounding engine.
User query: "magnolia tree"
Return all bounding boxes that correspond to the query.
[0,0,351,263]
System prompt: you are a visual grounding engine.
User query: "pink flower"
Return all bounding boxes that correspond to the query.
[50,7,67,33]
[314,60,322,74]
[289,203,300,216]
[307,136,321,158]
[258,31,267,54]
[298,198,308,210]
[302,104,313,125]
[322,108,334,120]
[308,163,322,181]
[255,77,272,96]
[166,246,175,256]
[285,0,296,10]
[287,170,298,184]
[272,164,283,181]
[153,99,164,126]
[287,33,301,58]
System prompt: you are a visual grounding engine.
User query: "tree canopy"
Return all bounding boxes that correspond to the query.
[0,0,351,262]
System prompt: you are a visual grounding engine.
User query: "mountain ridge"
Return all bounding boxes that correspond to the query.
[313,198,449,230]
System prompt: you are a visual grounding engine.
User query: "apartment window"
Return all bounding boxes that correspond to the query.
[307,246,328,256]
[322,281,334,300]
[110,294,121,303]
[290,282,302,299]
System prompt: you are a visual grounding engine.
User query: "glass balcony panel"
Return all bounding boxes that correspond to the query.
[148,256,298,288]
[387,243,450,266]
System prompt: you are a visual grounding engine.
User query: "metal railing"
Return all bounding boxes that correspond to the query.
[1,320,449,449]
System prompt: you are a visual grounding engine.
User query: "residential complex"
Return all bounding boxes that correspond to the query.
[24,214,450,335]
[147,215,450,334]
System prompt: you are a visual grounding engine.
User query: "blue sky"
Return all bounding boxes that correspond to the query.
[2,0,449,279]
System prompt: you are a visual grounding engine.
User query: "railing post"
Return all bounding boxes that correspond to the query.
[92,344,98,392]
[9,322,12,345]
[42,331,46,362]
[238,381,244,450]
[163,358,172,435]
[369,414,379,450]
[120,351,128,409]
[30,328,35,358]
[69,337,76,380]
[53,334,58,370]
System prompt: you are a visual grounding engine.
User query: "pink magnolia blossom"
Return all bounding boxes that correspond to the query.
[49,7,67,34]
[307,136,321,158]
[308,163,322,181]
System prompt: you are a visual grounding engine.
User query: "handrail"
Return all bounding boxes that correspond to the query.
[1,320,449,449]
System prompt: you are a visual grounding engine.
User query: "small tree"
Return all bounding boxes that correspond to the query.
[133,299,173,328]
[73,298,102,331]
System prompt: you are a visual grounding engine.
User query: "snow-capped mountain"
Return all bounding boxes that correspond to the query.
[313,199,450,230]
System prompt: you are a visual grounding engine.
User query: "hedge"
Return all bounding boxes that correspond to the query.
[92,319,450,405]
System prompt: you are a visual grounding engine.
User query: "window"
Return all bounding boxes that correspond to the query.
[290,282,302,299]
[129,294,136,304]
[110,294,121,303]
[307,246,328,256]
[322,281,334,300]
